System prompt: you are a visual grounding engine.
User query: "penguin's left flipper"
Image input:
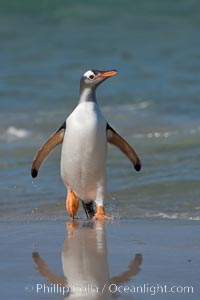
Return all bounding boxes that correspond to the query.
[106,123,141,172]
[31,123,66,178]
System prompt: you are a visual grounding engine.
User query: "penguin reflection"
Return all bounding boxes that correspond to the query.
[32,221,142,299]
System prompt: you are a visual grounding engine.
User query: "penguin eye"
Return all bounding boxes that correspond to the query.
[88,74,95,80]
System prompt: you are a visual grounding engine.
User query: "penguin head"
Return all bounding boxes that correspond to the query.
[80,69,118,92]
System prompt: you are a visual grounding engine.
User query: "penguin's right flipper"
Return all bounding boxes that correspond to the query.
[31,123,66,178]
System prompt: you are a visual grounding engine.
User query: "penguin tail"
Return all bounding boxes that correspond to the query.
[82,201,95,219]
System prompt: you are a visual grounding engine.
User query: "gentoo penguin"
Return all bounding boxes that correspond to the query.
[31,69,141,220]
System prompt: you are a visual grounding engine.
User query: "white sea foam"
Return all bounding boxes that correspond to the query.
[102,101,150,113]
[145,212,200,220]
[147,131,173,139]
[7,126,30,138]
[0,126,31,141]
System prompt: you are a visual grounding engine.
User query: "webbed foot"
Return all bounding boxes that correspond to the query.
[93,206,111,220]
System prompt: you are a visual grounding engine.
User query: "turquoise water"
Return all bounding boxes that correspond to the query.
[0,0,200,220]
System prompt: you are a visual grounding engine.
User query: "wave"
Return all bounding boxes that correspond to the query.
[0,126,31,141]
[102,101,150,113]
[144,212,200,221]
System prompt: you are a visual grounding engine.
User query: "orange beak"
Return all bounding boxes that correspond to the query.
[98,70,118,78]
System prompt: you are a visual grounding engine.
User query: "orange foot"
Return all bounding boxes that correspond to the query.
[66,191,79,219]
[93,206,111,220]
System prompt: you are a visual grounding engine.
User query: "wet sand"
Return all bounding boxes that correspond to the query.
[0,218,199,299]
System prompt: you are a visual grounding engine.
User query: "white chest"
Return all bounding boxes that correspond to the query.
[65,102,106,149]
[60,102,107,200]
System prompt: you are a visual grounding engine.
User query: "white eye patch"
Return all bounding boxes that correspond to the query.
[84,70,95,80]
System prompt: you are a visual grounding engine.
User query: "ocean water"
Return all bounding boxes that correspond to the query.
[0,0,200,220]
